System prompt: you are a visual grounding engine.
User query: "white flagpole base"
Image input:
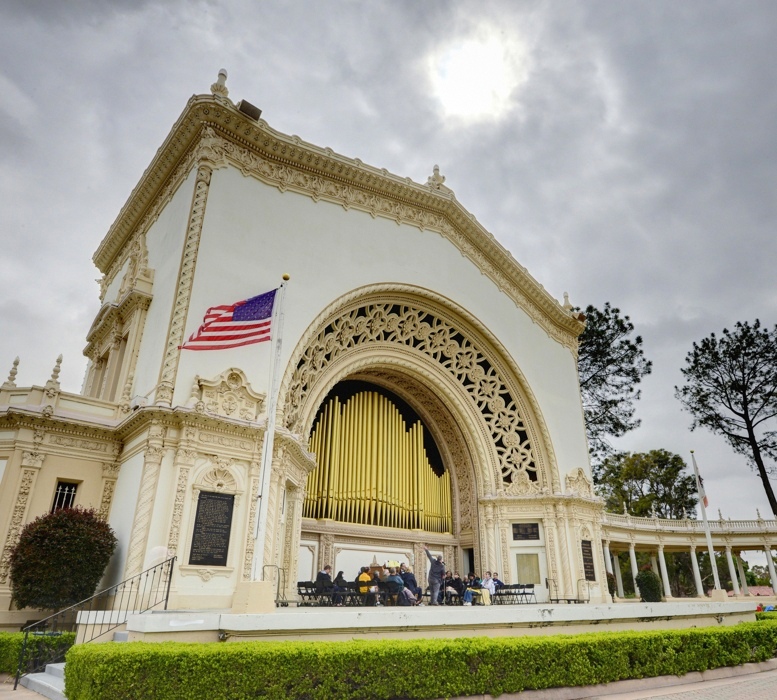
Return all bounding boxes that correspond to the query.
[231,581,276,614]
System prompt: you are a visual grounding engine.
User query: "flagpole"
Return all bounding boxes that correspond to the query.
[691,450,721,591]
[251,274,290,581]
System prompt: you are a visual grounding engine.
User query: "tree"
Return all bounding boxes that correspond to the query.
[577,303,652,461]
[675,319,777,516]
[10,507,117,611]
[593,449,697,518]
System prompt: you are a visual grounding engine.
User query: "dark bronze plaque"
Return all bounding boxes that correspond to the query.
[512,523,540,541]
[581,540,596,582]
[189,491,234,566]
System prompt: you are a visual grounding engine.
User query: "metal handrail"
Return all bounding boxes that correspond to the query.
[14,556,176,689]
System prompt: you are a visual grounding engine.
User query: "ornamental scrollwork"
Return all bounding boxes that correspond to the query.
[285,301,538,488]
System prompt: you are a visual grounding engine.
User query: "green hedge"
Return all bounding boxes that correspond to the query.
[65,622,777,700]
[756,611,777,621]
[0,631,76,675]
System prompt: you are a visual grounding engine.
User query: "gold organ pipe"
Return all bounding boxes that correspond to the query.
[307,389,453,533]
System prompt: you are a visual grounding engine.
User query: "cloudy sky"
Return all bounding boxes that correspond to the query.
[2,1,776,536]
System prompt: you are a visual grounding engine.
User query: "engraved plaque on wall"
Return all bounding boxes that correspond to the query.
[189,491,234,566]
[512,523,540,541]
[581,540,596,582]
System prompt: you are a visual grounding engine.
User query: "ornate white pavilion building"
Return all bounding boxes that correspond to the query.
[1,73,774,625]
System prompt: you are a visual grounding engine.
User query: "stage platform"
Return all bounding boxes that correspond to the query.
[122,600,759,644]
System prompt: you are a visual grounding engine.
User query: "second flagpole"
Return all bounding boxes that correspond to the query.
[251,274,290,581]
[691,450,721,592]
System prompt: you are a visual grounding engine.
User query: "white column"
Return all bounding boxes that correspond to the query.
[736,554,750,596]
[650,554,659,574]
[766,544,777,595]
[613,551,625,598]
[603,541,613,575]
[690,545,705,597]
[725,546,740,596]
[657,545,672,599]
[628,542,640,597]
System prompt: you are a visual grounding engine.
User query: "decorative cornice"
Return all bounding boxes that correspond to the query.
[93,94,584,347]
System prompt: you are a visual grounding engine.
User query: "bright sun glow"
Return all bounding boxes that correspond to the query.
[427,30,529,123]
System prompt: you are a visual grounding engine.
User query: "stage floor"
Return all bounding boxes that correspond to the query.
[123,600,759,643]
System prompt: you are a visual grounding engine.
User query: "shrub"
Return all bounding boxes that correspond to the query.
[64,622,777,700]
[606,571,617,596]
[636,568,663,602]
[0,631,76,675]
[10,507,117,611]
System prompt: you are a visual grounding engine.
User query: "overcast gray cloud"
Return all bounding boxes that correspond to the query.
[2,1,776,544]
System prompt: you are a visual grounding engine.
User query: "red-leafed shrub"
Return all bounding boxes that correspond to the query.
[10,507,117,611]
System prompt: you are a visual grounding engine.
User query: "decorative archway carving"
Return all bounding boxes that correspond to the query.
[281,284,559,498]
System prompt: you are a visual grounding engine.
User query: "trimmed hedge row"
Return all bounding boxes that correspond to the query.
[757,611,777,621]
[65,622,777,700]
[0,631,76,675]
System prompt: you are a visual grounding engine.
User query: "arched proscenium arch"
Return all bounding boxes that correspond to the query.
[281,285,560,497]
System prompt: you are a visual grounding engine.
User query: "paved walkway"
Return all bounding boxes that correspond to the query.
[0,675,40,697]
[593,667,777,699]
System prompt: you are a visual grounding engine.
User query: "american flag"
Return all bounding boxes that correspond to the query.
[180,289,277,351]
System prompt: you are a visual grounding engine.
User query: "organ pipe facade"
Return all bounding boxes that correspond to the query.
[305,389,453,533]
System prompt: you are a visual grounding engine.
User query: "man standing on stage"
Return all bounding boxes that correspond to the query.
[423,545,445,606]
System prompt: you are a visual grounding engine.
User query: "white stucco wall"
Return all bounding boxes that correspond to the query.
[104,447,145,585]
[131,170,197,400]
[169,164,589,481]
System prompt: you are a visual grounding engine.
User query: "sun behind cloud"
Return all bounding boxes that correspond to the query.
[426,26,530,124]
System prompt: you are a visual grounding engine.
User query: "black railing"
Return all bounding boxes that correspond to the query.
[14,556,176,689]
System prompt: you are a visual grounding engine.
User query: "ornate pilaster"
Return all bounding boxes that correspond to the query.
[156,164,214,406]
[166,432,197,558]
[319,534,335,570]
[123,422,166,577]
[0,463,42,584]
[241,460,261,581]
[282,486,305,599]
[98,462,121,520]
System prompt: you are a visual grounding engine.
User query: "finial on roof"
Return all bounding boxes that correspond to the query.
[45,355,62,391]
[211,68,229,98]
[2,356,19,389]
[717,508,723,521]
[427,164,450,192]
[756,508,763,521]
[563,292,574,311]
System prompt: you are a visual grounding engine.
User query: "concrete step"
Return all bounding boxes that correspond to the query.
[19,664,65,700]
[113,630,129,641]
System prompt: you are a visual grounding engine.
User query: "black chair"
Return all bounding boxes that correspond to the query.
[523,583,537,603]
[297,581,318,606]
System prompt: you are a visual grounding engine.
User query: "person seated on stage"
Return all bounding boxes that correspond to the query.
[492,572,506,590]
[386,567,416,605]
[479,571,496,605]
[445,572,466,604]
[315,565,334,601]
[332,570,348,606]
[357,566,379,606]
[462,573,485,606]
[400,564,422,603]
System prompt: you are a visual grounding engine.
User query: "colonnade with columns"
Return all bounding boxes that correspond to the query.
[600,510,777,601]
[602,538,777,600]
